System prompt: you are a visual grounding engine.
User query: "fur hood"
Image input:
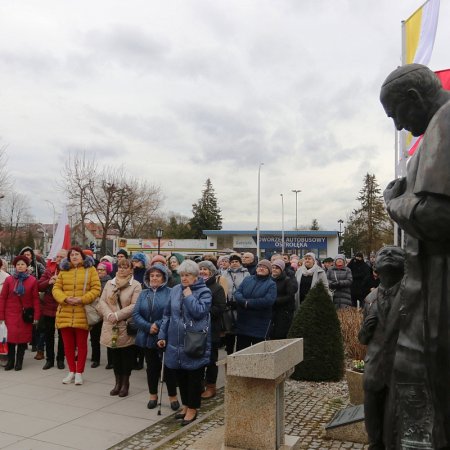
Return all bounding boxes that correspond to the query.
[59,256,95,271]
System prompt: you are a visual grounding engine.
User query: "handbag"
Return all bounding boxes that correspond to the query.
[82,270,102,326]
[184,329,208,358]
[220,306,237,333]
[126,319,138,336]
[182,298,209,358]
[22,307,34,324]
[0,322,8,355]
[116,294,137,336]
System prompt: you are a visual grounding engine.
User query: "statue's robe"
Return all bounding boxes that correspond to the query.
[385,100,450,449]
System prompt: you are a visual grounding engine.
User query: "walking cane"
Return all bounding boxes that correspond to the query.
[157,350,165,416]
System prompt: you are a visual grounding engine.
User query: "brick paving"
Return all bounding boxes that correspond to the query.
[110,379,369,450]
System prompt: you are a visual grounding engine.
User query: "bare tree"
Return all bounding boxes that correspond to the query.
[0,145,11,197]
[61,152,97,247]
[1,191,30,256]
[113,179,162,238]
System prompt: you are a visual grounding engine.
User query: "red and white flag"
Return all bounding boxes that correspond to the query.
[47,205,71,262]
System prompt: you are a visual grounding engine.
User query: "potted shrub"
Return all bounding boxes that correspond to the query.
[346,359,364,405]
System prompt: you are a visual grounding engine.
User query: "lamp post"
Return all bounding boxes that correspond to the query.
[291,189,301,230]
[280,193,285,253]
[156,228,163,255]
[338,219,344,248]
[256,163,264,259]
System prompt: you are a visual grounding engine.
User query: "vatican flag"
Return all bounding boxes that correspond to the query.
[404,0,440,65]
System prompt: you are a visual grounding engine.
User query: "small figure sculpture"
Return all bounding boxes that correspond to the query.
[381,64,450,449]
[359,246,405,449]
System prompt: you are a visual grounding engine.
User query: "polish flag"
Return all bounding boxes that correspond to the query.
[47,205,71,263]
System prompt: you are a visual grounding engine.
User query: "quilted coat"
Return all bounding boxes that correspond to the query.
[52,258,101,330]
[97,276,142,348]
[158,277,212,370]
[0,275,40,343]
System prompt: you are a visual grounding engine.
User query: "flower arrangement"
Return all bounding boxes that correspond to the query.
[352,359,365,372]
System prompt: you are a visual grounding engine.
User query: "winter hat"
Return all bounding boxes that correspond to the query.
[169,253,185,265]
[13,255,30,266]
[151,254,167,266]
[271,259,285,271]
[257,259,272,272]
[100,255,114,264]
[117,249,129,258]
[355,252,364,258]
[334,254,346,263]
[322,257,333,264]
[97,261,112,274]
[83,249,94,257]
[131,252,148,267]
[198,260,217,276]
[229,254,242,264]
[304,252,316,261]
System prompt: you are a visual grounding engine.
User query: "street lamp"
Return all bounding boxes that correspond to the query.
[291,189,301,230]
[256,163,264,259]
[156,228,163,255]
[280,194,285,253]
[338,219,344,248]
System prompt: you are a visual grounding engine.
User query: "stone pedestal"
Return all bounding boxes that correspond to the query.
[224,339,303,450]
[346,369,364,405]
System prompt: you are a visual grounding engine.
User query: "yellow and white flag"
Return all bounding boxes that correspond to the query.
[404,0,440,65]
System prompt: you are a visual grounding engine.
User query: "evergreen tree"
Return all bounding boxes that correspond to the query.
[190,179,222,239]
[342,173,393,256]
[310,218,320,230]
[287,282,344,381]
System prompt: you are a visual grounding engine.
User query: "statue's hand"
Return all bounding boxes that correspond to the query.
[364,314,378,332]
[384,177,406,203]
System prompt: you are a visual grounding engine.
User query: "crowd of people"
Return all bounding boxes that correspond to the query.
[0,245,377,425]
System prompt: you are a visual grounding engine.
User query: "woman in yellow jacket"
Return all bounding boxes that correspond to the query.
[53,246,101,385]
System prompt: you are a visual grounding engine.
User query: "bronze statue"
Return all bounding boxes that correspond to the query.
[359,246,405,450]
[381,64,450,449]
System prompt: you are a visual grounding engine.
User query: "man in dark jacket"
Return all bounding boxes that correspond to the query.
[347,252,371,308]
[234,259,277,350]
[358,246,405,449]
[241,252,258,276]
[270,259,297,339]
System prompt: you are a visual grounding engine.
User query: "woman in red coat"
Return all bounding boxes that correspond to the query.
[0,255,40,371]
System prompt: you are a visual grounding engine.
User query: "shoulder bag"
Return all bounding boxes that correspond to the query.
[117,294,138,336]
[181,296,209,358]
[83,269,102,326]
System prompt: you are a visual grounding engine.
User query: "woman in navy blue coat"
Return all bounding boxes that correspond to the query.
[133,264,179,411]
[234,259,277,351]
[158,260,212,426]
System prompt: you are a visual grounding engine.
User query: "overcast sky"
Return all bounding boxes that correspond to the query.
[1,0,449,233]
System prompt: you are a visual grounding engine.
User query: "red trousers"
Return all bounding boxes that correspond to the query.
[60,328,89,373]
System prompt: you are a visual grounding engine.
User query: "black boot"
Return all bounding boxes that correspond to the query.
[118,375,130,397]
[43,359,54,370]
[5,343,15,371]
[110,374,122,396]
[15,344,25,371]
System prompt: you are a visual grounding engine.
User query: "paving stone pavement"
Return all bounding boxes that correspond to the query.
[109,379,369,450]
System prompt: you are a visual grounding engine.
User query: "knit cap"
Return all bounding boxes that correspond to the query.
[131,252,148,267]
[257,259,272,272]
[271,259,285,271]
[150,255,167,266]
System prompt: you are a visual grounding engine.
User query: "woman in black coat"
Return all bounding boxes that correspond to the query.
[270,260,298,339]
[198,261,226,399]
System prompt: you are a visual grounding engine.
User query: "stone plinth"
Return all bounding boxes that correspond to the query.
[224,339,303,450]
[345,369,364,405]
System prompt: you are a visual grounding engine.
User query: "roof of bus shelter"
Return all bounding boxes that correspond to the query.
[202,230,338,237]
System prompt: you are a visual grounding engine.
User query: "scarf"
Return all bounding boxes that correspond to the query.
[13,271,30,296]
[300,262,317,277]
[108,274,133,306]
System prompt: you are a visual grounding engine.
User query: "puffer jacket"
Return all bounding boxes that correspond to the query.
[204,276,226,343]
[158,277,212,370]
[134,264,171,349]
[0,274,40,343]
[38,268,60,317]
[97,276,142,348]
[234,274,277,339]
[327,266,353,308]
[223,267,249,302]
[53,258,101,330]
[271,271,298,339]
